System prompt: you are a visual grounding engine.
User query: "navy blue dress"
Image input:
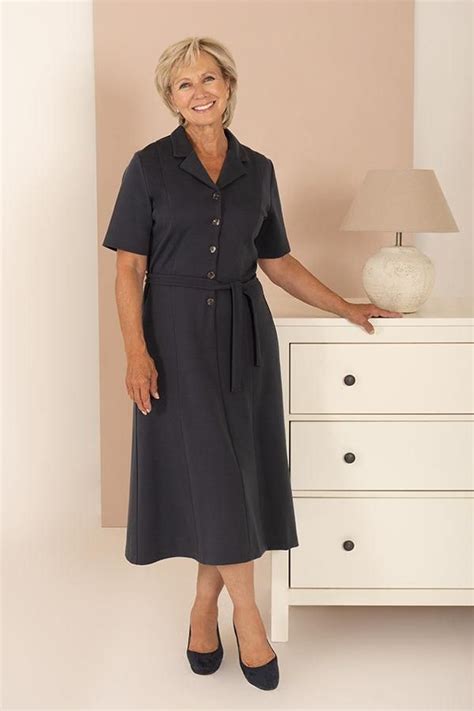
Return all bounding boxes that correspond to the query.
[102,124,299,565]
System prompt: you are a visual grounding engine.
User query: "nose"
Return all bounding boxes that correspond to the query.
[193,79,213,98]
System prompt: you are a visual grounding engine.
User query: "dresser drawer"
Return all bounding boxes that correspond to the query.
[290,497,474,588]
[289,343,474,414]
[290,420,474,490]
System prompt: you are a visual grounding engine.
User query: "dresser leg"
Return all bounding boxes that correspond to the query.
[270,550,290,641]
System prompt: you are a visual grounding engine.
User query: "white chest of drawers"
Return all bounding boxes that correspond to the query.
[271,297,474,642]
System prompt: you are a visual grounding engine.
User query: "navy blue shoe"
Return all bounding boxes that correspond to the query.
[186,622,223,675]
[233,622,279,690]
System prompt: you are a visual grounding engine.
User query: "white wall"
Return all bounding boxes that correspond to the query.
[3,0,100,529]
[2,1,472,708]
[414,0,473,299]
[2,1,104,705]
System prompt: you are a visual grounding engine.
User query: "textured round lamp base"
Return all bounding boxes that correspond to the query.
[362,246,435,313]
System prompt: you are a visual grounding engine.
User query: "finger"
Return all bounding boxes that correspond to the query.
[141,382,152,413]
[133,384,149,415]
[150,370,160,399]
[371,310,399,318]
[131,386,142,413]
[365,321,375,334]
[126,381,136,401]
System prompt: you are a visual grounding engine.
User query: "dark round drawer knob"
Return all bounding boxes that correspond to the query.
[344,452,356,463]
[342,540,355,551]
[343,374,356,386]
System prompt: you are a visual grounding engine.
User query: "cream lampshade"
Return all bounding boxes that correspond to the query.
[339,169,459,312]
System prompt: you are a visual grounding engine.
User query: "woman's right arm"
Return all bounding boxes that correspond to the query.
[114,250,159,415]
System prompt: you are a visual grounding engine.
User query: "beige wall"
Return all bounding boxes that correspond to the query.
[95,0,415,525]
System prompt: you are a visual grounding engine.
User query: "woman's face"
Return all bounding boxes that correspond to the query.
[169,52,230,128]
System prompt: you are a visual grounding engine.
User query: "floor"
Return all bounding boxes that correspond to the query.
[3,526,473,710]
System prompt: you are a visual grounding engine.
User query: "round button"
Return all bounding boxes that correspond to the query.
[209,245,217,253]
[211,217,220,225]
[207,271,215,279]
[212,192,220,200]
[206,297,215,306]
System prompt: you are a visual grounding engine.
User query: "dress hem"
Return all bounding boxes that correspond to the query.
[124,541,300,567]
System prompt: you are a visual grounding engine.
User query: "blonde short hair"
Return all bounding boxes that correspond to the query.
[154,36,238,128]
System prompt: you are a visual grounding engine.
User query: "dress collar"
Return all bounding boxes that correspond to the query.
[170,123,248,189]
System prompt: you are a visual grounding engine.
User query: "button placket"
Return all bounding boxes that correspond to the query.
[206,189,221,305]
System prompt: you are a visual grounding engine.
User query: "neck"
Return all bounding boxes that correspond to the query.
[183,123,228,157]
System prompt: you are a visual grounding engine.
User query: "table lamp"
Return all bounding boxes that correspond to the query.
[339,169,459,312]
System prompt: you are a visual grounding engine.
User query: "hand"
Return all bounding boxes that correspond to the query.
[126,350,160,415]
[342,302,403,334]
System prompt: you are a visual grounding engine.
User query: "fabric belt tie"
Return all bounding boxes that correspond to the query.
[145,272,262,393]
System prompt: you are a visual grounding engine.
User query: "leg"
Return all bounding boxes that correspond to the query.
[188,563,225,652]
[216,560,276,667]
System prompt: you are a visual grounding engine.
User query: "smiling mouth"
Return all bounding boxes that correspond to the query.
[192,100,216,112]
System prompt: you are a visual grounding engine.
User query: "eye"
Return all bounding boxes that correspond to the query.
[178,75,215,90]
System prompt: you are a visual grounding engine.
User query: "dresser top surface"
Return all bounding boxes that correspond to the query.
[273,296,474,326]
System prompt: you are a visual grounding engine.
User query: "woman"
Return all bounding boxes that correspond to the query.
[102,36,402,691]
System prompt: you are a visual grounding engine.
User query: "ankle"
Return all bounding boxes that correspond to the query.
[233,602,259,617]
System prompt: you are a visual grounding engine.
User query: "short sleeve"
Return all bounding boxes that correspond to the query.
[254,159,291,259]
[102,152,152,256]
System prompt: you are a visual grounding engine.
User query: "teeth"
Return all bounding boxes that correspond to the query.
[193,101,215,111]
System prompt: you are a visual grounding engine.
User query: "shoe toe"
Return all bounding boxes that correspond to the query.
[240,656,279,690]
[187,645,223,674]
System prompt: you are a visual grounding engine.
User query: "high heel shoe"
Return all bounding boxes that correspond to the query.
[232,622,279,690]
[186,622,223,675]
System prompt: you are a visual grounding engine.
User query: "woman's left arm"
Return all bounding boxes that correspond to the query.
[258,253,403,335]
